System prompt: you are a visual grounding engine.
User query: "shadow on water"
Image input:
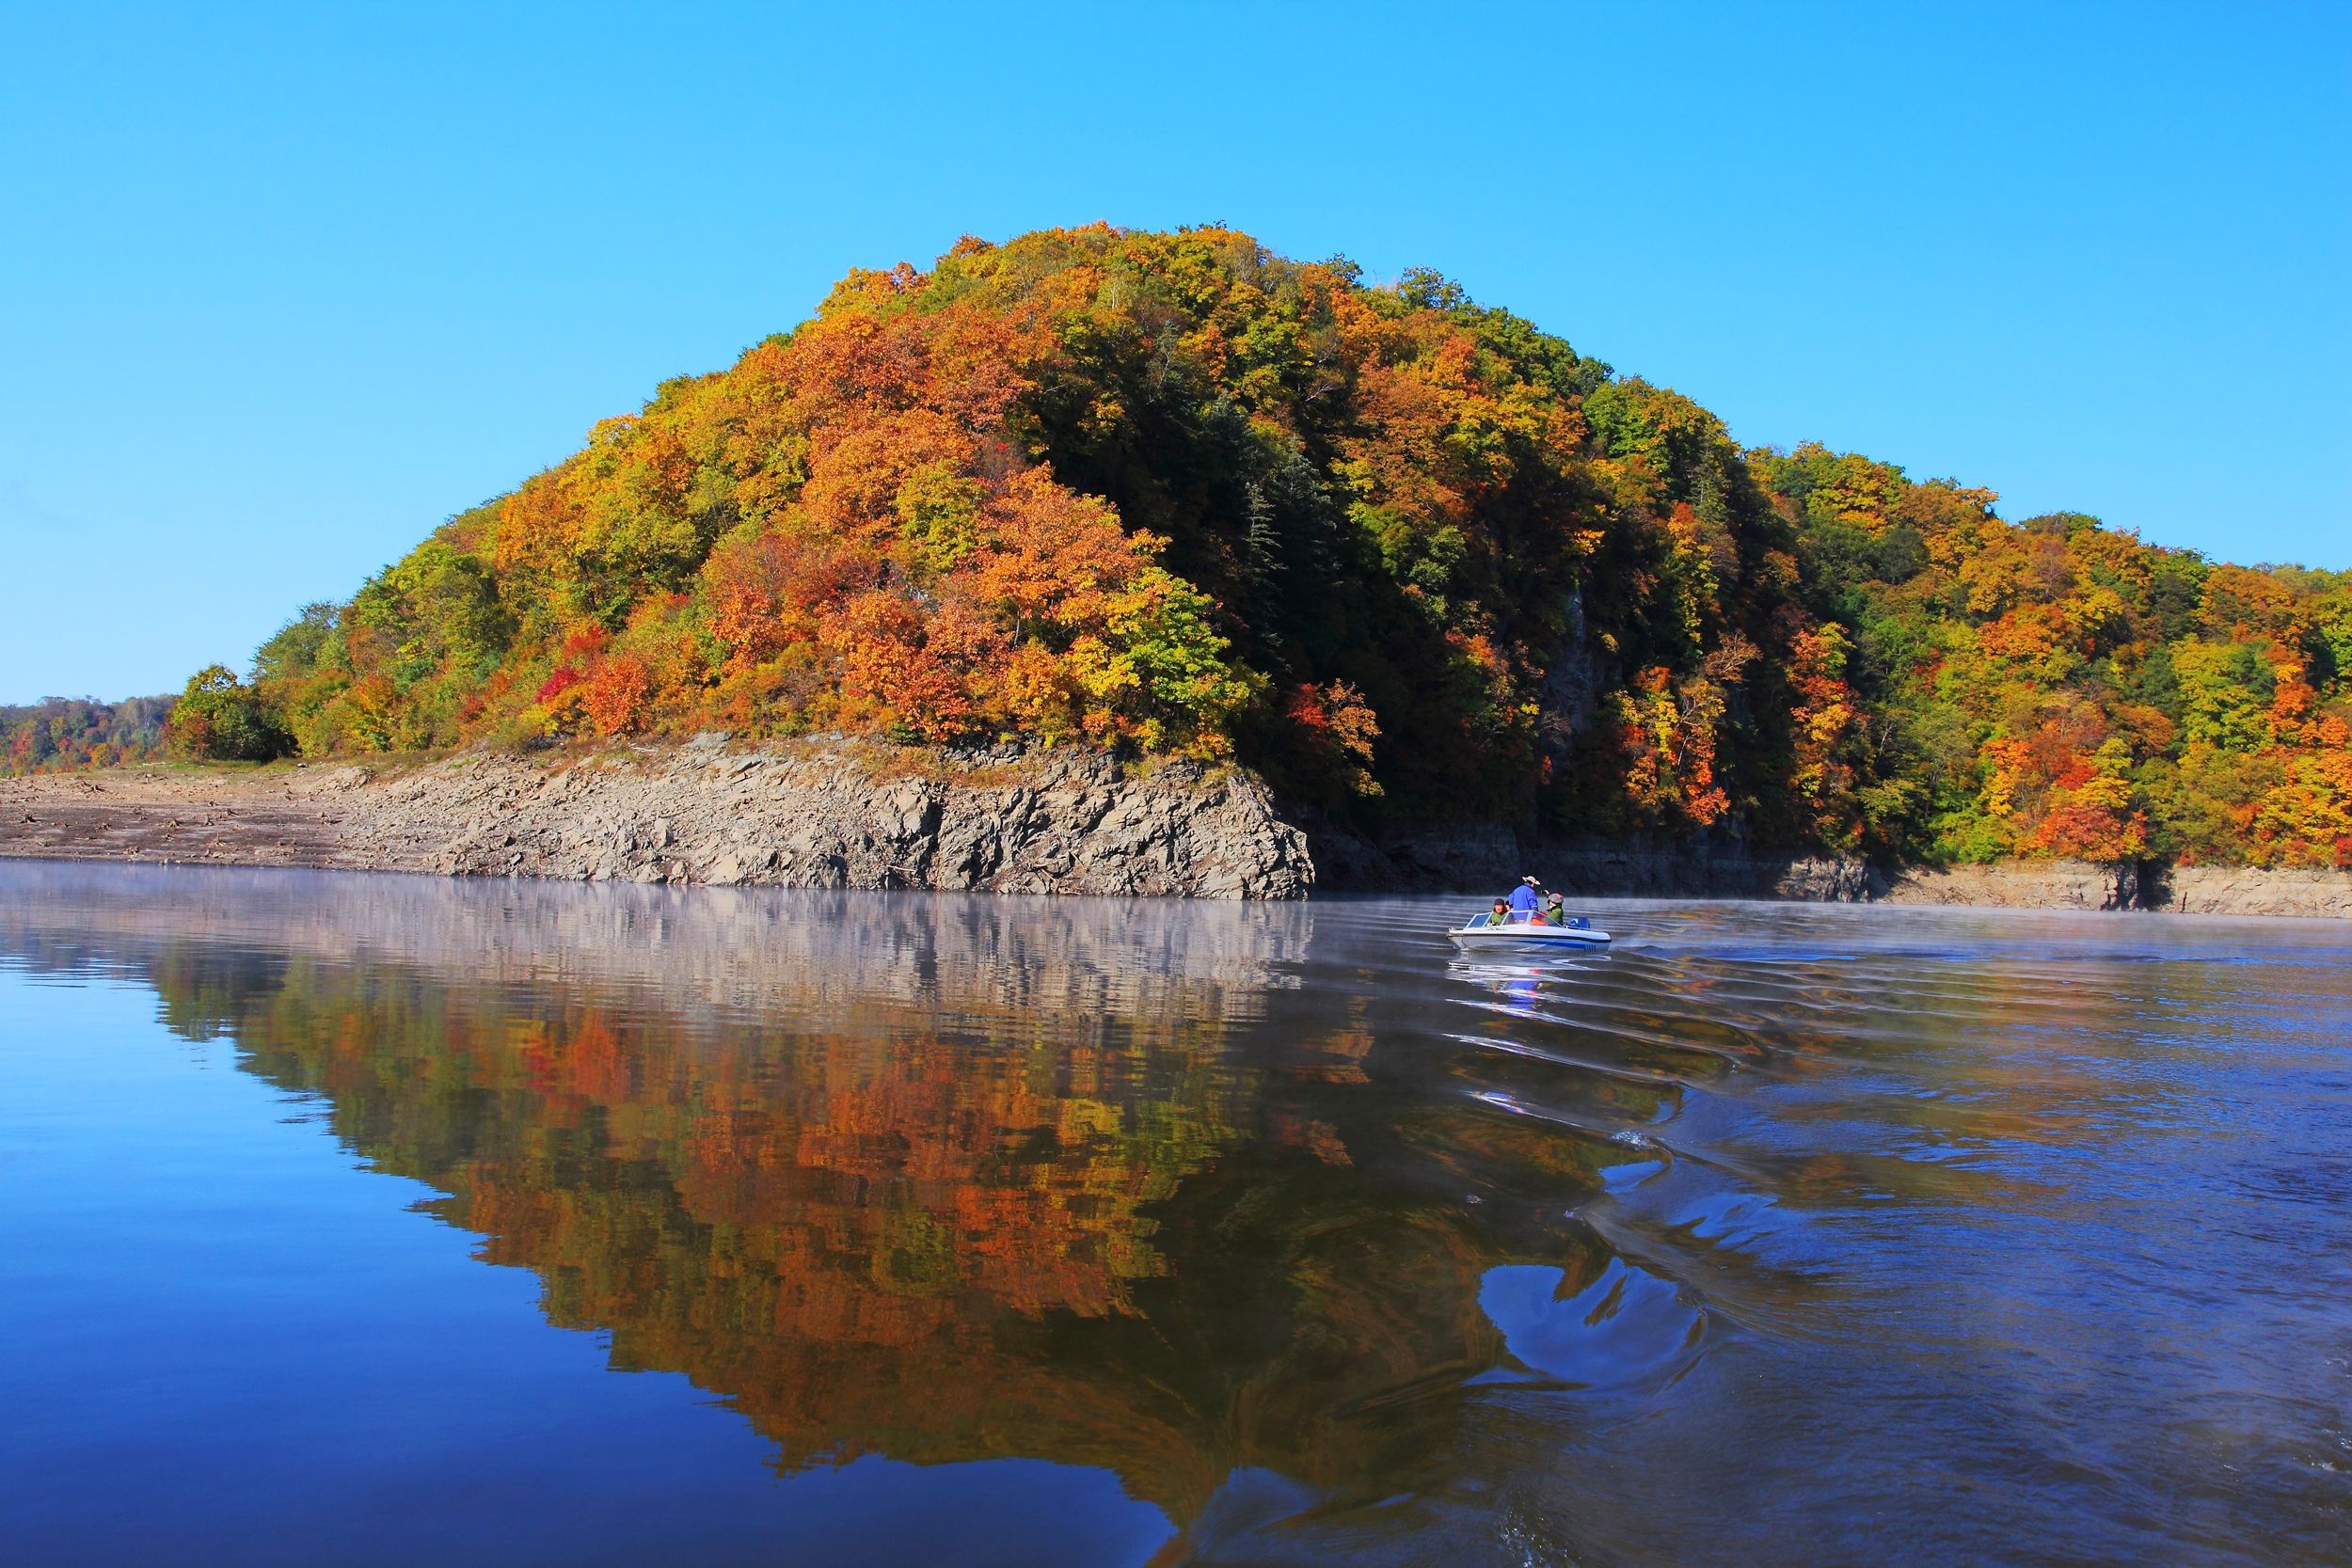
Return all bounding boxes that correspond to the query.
[2,865,2349,1566]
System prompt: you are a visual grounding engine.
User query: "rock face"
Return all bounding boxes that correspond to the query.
[1879,860,2352,918]
[1879,861,2143,911]
[0,740,1315,900]
[2148,864,2352,920]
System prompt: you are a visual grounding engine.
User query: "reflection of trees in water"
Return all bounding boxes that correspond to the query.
[11,871,2286,1538]
[194,963,1497,1518]
[0,867,1633,1526]
[225,966,1243,1501]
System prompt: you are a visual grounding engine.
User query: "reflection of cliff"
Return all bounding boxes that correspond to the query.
[0,862,1311,1025]
[0,864,1614,1527]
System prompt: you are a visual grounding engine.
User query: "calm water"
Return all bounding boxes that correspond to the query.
[2,863,2348,1566]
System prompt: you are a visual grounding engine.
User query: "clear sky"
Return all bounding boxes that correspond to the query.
[3,1,2345,703]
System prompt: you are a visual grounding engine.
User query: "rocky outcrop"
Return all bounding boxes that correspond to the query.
[1879,860,2352,918]
[1880,860,2143,911]
[0,739,1315,899]
[2147,864,2352,920]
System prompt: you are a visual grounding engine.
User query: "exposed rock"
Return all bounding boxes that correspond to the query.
[2147,864,2352,920]
[1881,860,2140,911]
[1532,585,1601,771]
[1873,858,2348,917]
[1770,857,1886,902]
[0,741,1314,900]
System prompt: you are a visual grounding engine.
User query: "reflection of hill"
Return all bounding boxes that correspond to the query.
[231,964,1246,1505]
[0,864,1615,1527]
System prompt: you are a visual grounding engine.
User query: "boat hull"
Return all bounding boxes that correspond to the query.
[1447,926,1611,947]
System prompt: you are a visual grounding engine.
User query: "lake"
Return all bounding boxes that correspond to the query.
[2,862,2346,1565]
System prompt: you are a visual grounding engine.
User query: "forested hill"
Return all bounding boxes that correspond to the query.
[172,226,2347,869]
[5,696,172,772]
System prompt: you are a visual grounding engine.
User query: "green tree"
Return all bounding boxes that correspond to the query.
[167,665,294,762]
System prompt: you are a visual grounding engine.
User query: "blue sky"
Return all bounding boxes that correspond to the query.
[2,1,2345,702]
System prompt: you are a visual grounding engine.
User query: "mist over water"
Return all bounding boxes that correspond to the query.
[2,863,2346,1566]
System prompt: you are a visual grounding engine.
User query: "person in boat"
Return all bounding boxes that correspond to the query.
[1544,892,1566,923]
[1486,898,1513,927]
[1505,876,1544,918]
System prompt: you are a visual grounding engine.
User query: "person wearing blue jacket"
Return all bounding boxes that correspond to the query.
[1505,876,1543,914]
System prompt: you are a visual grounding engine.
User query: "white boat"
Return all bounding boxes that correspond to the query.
[1446,909,1612,947]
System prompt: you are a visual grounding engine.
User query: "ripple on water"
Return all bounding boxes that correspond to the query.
[1472,1259,1707,1393]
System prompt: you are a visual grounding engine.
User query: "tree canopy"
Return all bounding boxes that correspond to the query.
[143,225,2346,868]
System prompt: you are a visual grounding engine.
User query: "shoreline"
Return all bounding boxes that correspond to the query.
[1315,824,2352,919]
[3,745,2345,918]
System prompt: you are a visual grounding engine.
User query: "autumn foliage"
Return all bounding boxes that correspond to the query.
[159,225,2346,868]
[2,695,171,773]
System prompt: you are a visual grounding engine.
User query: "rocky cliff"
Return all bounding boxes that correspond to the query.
[0,738,1314,899]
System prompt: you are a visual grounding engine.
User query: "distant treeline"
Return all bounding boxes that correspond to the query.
[134,227,2352,868]
[2,695,174,773]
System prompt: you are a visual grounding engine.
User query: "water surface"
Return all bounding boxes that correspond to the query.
[2,863,2347,1565]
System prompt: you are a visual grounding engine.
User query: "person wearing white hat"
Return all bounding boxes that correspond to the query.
[1505,876,1543,916]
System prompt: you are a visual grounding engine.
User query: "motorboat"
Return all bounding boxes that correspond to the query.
[1446,909,1611,947]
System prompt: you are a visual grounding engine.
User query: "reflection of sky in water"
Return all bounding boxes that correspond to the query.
[1476,1260,1704,1390]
